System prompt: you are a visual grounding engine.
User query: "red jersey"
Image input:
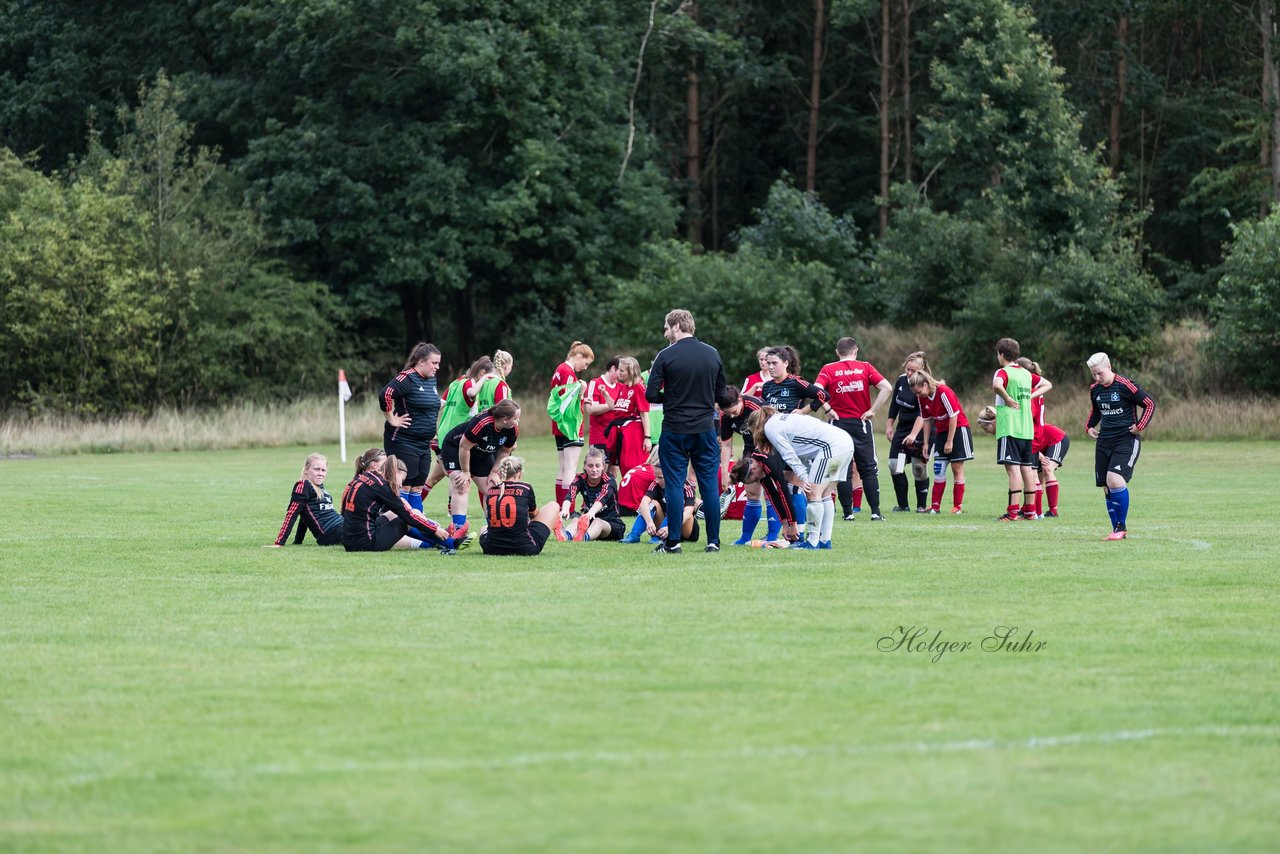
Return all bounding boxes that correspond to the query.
[917,384,969,430]
[1034,422,1066,454]
[1029,394,1046,448]
[617,464,655,511]
[611,382,649,419]
[741,370,767,397]
[550,361,580,439]
[586,376,620,445]
[815,359,887,419]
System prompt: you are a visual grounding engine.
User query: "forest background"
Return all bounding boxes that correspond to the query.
[3,0,1280,425]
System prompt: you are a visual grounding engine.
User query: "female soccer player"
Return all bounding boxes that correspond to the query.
[747,406,853,549]
[440,399,521,537]
[886,351,932,513]
[550,342,595,506]
[381,342,444,515]
[586,357,621,468]
[475,350,514,409]
[719,385,783,545]
[605,356,653,476]
[728,453,801,547]
[760,346,829,414]
[903,369,973,515]
[637,466,699,545]
[559,448,626,541]
[1086,352,1156,541]
[742,347,771,397]
[479,456,564,556]
[422,356,495,506]
[271,453,343,546]
[617,447,660,543]
[340,454,467,553]
[1016,357,1067,518]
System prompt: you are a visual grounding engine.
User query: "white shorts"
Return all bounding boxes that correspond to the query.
[806,450,854,484]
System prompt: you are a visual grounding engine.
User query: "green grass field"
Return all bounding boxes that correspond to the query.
[2,439,1278,851]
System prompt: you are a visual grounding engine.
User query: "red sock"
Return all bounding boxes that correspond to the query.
[420,483,432,501]
[952,481,965,510]
[555,483,567,505]
[1034,485,1043,515]
[931,481,946,511]
[1046,482,1059,513]
[852,486,864,510]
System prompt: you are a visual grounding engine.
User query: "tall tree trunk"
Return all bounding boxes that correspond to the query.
[685,3,703,248]
[399,284,424,347]
[1109,13,1128,176]
[878,0,893,235]
[806,0,825,193]
[1263,0,1280,209]
[900,0,913,183]
[452,288,474,362]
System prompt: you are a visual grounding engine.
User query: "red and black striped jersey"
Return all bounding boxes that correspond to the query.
[566,473,620,518]
[340,470,443,547]
[274,480,342,545]
[1087,375,1155,440]
[442,410,519,456]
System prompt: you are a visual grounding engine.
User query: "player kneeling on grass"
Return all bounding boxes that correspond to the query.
[271,453,344,547]
[637,466,699,545]
[479,456,565,556]
[747,406,853,549]
[341,453,472,554]
[559,448,627,542]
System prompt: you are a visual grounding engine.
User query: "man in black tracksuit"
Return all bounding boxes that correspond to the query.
[644,308,727,554]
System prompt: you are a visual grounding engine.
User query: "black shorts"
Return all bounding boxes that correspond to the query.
[889,424,926,464]
[344,515,407,552]
[441,446,498,479]
[932,425,975,463]
[596,516,626,541]
[385,441,432,487]
[315,523,344,546]
[833,418,880,478]
[555,433,585,451]
[996,436,1035,467]
[1095,435,1141,487]
[480,521,551,555]
[1033,435,1070,471]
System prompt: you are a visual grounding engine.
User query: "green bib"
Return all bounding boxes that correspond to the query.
[995,365,1034,440]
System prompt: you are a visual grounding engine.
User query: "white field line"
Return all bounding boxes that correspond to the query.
[63,725,1278,786]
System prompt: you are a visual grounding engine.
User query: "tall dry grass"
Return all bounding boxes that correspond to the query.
[0,393,559,457]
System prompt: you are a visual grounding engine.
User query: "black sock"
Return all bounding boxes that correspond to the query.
[892,472,909,508]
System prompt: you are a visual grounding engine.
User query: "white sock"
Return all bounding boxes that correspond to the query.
[807,501,822,544]
[821,495,835,543]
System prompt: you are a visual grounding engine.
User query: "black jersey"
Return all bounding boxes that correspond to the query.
[340,470,444,547]
[274,480,343,545]
[482,481,540,550]
[1087,374,1156,441]
[644,479,697,512]
[381,369,441,447]
[719,394,764,453]
[761,375,827,414]
[567,473,621,519]
[749,449,797,526]
[886,374,921,430]
[443,410,519,457]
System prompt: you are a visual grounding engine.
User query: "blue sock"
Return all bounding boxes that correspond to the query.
[791,492,807,526]
[1104,489,1118,527]
[737,499,762,544]
[765,503,782,541]
[626,517,646,540]
[452,513,467,528]
[583,533,591,541]
[1111,486,1129,528]
[402,491,431,540]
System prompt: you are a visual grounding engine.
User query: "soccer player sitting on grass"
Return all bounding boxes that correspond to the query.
[637,466,700,545]
[1085,352,1156,541]
[271,453,344,547]
[728,454,802,547]
[559,448,627,542]
[479,456,564,555]
[340,454,470,554]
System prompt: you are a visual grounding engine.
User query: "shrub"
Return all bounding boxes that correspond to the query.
[1210,213,1280,392]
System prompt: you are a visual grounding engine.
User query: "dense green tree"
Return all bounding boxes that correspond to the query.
[1210,211,1280,390]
